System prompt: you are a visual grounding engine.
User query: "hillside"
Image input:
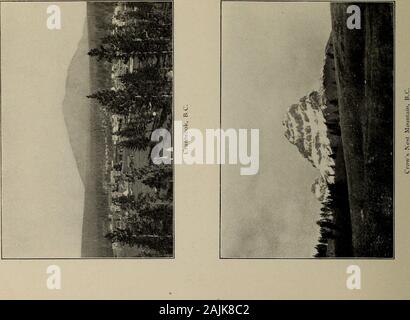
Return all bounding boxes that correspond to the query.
[282,91,335,189]
[63,3,115,257]
[331,3,394,257]
[62,20,91,186]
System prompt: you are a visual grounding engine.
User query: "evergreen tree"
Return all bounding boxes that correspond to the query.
[314,244,328,257]
[112,194,136,211]
[117,136,152,151]
[96,2,174,257]
[105,228,172,255]
[131,164,173,191]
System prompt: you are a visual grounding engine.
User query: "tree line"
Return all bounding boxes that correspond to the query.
[314,112,352,257]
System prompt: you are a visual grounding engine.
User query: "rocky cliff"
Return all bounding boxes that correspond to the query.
[282,90,335,184]
[282,34,342,201]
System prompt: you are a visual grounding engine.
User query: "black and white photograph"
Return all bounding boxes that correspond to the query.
[221,2,394,258]
[2,1,174,258]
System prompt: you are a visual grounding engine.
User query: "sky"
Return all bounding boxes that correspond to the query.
[221,2,332,258]
[2,3,87,257]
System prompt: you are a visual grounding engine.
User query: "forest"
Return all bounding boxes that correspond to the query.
[87,2,173,257]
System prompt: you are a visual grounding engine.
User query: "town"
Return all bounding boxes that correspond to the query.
[87,2,173,257]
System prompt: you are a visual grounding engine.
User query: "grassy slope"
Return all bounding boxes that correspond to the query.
[363,4,394,256]
[331,3,393,257]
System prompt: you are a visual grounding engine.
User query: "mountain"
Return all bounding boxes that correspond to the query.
[311,175,329,202]
[62,3,115,257]
[62,20,91,186]
[282,90,335,186]
[282,34,346,202]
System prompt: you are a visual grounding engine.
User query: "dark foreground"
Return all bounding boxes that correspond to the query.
[329,3,394,257]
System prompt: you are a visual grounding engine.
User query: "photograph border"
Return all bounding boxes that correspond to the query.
[219,0,396,260]
[0,0,176,260]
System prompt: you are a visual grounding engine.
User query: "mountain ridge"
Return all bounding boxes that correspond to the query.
[282,34,341,201]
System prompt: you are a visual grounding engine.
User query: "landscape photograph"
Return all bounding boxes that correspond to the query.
[221,2,393,258]
[2,1,173,258]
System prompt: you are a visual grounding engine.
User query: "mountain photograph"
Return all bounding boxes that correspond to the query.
[221,2,393,258]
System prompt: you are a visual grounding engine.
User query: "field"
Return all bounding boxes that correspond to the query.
[330,3,394,257]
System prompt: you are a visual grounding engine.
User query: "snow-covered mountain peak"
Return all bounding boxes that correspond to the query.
[283,90,335,185]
